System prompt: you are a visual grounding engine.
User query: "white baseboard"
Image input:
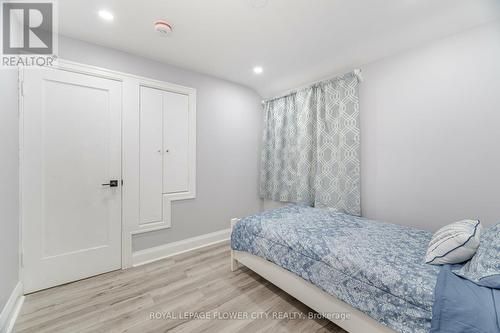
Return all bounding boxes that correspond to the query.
[132,228,231,267]
[0,282,24,333]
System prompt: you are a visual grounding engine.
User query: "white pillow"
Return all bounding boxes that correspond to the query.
[425,219,481,265]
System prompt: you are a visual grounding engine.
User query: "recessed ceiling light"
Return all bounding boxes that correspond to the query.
[98,9,114,21]
[253,66,263,74]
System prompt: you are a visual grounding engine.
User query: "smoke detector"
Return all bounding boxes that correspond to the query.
[154,20,173,36]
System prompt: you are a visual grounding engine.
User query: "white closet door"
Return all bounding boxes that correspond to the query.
[139,87,164,224]
[22,68,122,293]
[163,91,190,193]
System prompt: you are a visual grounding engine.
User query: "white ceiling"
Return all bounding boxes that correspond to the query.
[58,0,500,98]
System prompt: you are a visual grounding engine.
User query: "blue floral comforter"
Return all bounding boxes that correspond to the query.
[231,204,440,333]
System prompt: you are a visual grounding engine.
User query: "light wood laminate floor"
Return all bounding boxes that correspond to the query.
[14,242,346,333]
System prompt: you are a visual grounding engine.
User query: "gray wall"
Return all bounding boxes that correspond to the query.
[265,21,500,231]
[0,69,19,310]
[58,36,263,251]
[360,20,500,230]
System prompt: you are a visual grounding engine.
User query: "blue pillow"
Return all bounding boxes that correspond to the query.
[454,222,500,288]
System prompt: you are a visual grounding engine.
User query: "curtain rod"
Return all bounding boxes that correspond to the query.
[262,68,363,105]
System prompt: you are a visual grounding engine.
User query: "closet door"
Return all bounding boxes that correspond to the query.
[163,91,190,194]
[139,87,164,224]
[123,79,195,240]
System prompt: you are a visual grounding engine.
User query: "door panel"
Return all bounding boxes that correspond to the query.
[22,68,122,293]
[43,80,111,256]
[139,86,164,224]
[163,91,190,193]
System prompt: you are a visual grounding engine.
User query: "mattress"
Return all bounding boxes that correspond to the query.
[231,204,440,333]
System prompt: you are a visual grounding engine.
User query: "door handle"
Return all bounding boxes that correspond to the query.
[102,180,119,187]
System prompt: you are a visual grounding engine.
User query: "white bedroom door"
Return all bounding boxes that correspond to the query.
[22,67,122,293]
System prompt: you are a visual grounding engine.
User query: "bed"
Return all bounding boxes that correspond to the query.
[230,204,441,333]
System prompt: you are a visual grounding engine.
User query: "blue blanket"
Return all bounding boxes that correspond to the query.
[231,204,440,333]
[431,265,500,333]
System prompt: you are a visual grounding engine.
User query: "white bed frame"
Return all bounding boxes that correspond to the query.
[230,218,396,333]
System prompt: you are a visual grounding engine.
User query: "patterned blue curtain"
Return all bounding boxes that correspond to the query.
[260,72,361,216]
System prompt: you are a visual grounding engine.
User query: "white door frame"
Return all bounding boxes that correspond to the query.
[19,59,196,289]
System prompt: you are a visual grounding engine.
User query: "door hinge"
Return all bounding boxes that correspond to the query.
[121,179,124,186]
[20,80,24,97]
[20,252,24,267]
